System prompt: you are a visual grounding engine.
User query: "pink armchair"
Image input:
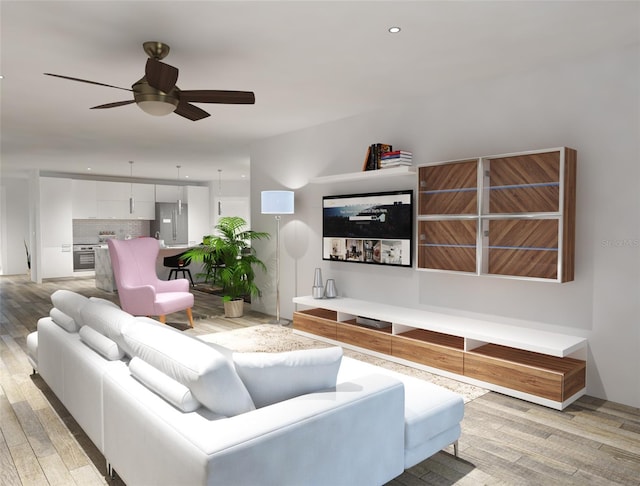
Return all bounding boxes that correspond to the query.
[107,238,194,328]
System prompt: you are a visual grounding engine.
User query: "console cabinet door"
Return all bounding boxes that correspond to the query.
[417,147,576,282]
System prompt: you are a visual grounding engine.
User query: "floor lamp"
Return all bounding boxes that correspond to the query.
[261,190,295,325]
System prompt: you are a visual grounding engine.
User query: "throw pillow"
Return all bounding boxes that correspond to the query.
[122,319,255,417]
[49,308,80,333]
[233,347,343,408]
[129,357,201,413]
[79,325,125,361]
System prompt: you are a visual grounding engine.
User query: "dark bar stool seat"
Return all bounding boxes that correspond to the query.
[164,251,194,286]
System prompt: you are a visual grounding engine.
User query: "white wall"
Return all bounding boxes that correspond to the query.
[0,177,30,275]
[250,44,640,408]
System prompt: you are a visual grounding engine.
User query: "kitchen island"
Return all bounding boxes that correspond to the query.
[95,244,192,292]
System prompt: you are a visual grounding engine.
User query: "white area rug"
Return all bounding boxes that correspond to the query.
[198,324,488,403]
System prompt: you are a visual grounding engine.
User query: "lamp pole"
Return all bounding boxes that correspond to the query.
[273,215,282,324]
[261,190,294,326]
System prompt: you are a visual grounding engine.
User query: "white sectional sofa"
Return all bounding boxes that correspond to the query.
[29,290,464,486]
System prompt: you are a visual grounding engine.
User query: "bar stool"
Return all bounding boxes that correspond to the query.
[164,251,195,286]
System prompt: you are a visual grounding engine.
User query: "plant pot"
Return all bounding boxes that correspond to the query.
[223,299,244,318]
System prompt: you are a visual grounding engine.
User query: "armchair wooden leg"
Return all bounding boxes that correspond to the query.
[186,308,194,328]
[158,315,166,324]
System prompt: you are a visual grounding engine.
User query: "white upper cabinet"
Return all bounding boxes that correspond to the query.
[72,180,98,219]
[155,184,185,203]
[77,181,156,219]
[186,185,210,245]
[129,183,155,219]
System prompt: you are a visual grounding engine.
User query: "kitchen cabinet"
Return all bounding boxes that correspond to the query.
[130,183,155,219]
[96,181,128,219]
[186,185,210,245]
[95,181,155,219]
[39,177,73,278]
[155,184,185,203]
[72,180,98,218]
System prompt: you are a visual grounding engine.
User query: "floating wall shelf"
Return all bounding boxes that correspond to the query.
[310,165,416,184]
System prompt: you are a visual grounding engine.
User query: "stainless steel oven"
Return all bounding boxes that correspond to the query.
[73,245,98,270]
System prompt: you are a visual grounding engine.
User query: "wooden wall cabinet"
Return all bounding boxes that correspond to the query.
[417,147,576,282]
[293,295,587,410]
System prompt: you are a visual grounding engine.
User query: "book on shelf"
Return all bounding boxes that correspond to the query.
[362,146,371,171]
[381,161,413,168]
[381,150,412,167]
[382,150,412,158]
[363,143,393,171]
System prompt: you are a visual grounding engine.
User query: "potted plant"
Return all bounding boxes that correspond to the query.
[185,216,270,317]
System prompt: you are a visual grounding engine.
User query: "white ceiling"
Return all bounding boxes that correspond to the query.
[1,1,638,183]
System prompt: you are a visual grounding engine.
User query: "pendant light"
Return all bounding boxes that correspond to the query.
[176,165,183,215]
[128,160,135,214]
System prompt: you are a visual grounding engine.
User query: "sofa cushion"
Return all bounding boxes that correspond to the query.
[122,319,255,417]
[89,296,120,308]
[129,357,201,413]
[233,347,343,408]
[79,325,125,361]
[337,356,465,450]
[80,302,138,353]
[50,290,89,328]
[50,308,80,333]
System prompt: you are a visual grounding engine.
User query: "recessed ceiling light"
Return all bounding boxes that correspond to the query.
[388,26,401,34]
[87,167,92,171]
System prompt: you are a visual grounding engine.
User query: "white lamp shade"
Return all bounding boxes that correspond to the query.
[261,191,295,214]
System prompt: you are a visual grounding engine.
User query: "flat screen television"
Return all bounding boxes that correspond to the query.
[322,189,413,267]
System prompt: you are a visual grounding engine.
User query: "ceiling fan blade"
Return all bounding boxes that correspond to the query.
[174,101,210,121]
[181,90,255,104]
[145,58,179,93]
[91,100,136,109]
[44,73,132,92]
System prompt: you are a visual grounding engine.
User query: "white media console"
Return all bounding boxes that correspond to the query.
[292,295,587,410]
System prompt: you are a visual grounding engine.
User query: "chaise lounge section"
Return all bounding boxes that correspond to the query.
[30,290,464,485]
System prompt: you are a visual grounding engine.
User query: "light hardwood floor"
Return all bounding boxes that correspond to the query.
[1,275,639,485]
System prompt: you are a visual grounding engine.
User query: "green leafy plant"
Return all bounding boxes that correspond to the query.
[185,216,270,301]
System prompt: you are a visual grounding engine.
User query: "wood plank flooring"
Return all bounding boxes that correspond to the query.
[1,274,639,485]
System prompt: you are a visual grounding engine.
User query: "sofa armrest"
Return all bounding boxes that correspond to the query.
[103,370,405,486]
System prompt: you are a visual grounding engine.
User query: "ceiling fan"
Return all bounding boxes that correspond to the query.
[44,41,255,121]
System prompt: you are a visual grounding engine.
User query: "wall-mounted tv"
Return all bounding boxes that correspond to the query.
[322,190,413,267]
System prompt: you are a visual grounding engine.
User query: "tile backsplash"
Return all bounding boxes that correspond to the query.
[73,219,150,244]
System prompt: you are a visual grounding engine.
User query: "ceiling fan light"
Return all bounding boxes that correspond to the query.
[137,99,178,116]
[133,79,179,116]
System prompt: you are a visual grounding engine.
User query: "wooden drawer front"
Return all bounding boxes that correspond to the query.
[392,335,464,374]
[293,311,336,340]
[464,345,585,402]
[465,352,562,401]
[336,323,391,355]
[563,365,587,401]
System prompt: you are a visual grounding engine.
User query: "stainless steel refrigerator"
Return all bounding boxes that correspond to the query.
[151,203,188,245]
